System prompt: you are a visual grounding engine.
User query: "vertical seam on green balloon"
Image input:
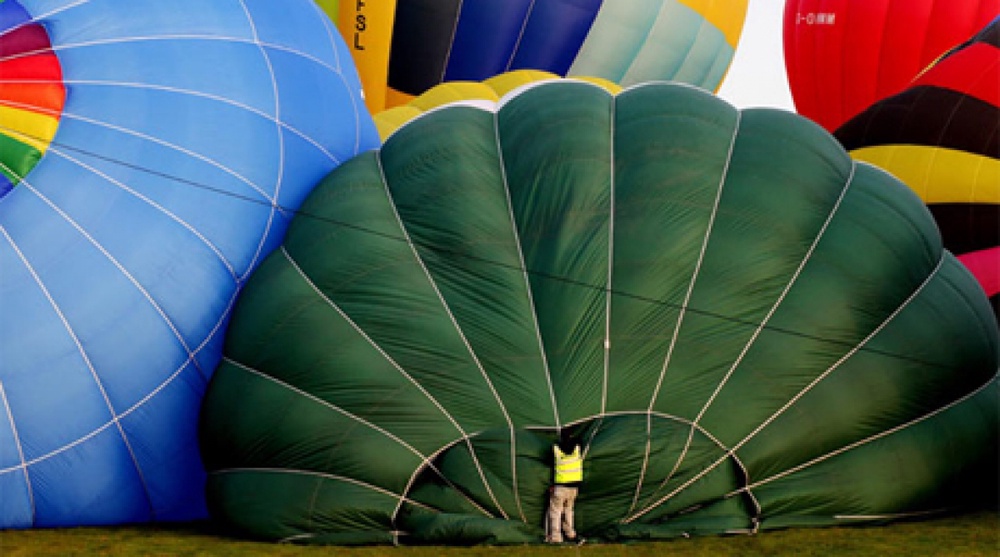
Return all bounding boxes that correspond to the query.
[602,87,616,417]
[491,104,533,525]
[370,151,511,521]
[583,88,618,463]
[502,0,536,73]
[625,107,743,520]
[0,220,156,520]
[222,356,495,519]
[623,253,948,524]
[655,159,860,525]
[494,100,562,432]
[0,379,34,524]
[439,0,467,86]
[728,373,995,502]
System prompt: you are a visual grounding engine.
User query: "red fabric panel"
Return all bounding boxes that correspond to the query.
[783,0,1000,131]
[922,0,996,63]
[0,24,52,58]
[0,52,65,115]
[913,43,999,107]
[874,0,934,106]
[958,246,1000,298]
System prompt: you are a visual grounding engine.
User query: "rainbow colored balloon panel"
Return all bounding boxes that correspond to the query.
[0,0,65,197]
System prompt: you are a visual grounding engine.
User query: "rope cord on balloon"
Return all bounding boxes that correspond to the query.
[623,254,947,524]
[625,110,743,519]
[487,104,557,524]
[281,246,507,520]
[582,91,617,463]
[0,379,34,521]
[221,357,495,519]
[373,149,520,522]
[650,159,859,526]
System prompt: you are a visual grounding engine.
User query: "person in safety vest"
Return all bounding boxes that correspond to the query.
[545,431,583,543]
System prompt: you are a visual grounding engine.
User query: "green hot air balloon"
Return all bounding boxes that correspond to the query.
[200,82,999,545]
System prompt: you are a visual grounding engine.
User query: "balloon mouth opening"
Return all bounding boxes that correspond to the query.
[398,414,751,537]
[0,0,67,199]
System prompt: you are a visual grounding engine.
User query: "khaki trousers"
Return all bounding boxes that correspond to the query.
[545,485,578,543]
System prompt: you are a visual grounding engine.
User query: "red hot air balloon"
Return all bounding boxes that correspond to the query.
[835,18,1000,316]
[783,0,999,132]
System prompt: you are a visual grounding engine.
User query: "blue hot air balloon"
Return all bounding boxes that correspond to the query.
[0,0,377,528]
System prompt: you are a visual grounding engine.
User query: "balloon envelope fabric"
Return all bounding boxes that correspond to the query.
[0,0,377,528]
[201,81,999,545]
[835,18,1000,317]
[318,0,748,113]
[783,0,999,132]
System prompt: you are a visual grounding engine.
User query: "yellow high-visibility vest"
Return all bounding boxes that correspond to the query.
[554,445,583,484]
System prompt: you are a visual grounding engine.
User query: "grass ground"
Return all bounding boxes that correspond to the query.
[0,510,996,557]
